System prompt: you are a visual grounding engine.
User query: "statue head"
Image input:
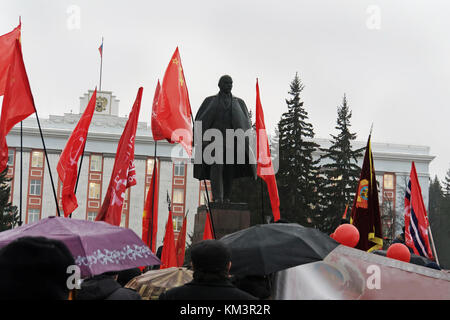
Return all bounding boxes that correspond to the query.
[218,75,233,94]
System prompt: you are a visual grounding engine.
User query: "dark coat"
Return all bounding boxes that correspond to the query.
[158,279,257,300]
[76,275,142,300]
[193,94,257,181]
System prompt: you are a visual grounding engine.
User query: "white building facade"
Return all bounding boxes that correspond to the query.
[4,90,435,246]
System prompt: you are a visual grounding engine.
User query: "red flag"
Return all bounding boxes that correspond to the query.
[160,211,177,269]
[151,80,165,140]
[155,47,192,156]
[96,87,142,225]
[142,161,159,252]
[350,134,383,252]
[404,162,434,259]
[0,23,21,96]
[255,79,280,222]
[0,40,35,173]
[175,214,187,267]
[342,204,349,220]
[203,211,214,240]
[57,89,97,216]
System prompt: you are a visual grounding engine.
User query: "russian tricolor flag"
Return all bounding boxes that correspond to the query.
[98,40,103,58]
[404,162,434,259]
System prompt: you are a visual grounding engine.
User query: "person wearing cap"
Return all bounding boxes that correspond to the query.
[0,236,75,300]
[159,240,257,300]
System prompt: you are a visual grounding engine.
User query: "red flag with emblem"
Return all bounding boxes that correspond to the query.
[57,89,97,216]
[142,161,159,252]
[160,210,177,269]
[155,47,192,156]
[175,213,187,267]
[96,87,142,225]
[256,79,280,222]
[203,211,214,240]
[0,23,21,96]
[0,40,35,173]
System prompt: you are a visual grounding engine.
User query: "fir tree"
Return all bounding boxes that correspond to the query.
[0,168,19,232]
[442,168,450,197]
[277,73,321,226]
[318,95,363,233]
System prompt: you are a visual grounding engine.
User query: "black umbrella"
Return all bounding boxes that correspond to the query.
[220,223,339,276]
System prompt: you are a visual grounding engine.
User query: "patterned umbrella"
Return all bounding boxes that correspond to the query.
[125,267,193,300]
[0,216,160,278]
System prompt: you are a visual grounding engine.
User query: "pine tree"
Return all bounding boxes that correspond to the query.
[442,168,450,197]
[318,95,363,233]
[0,168,19,232]
[277,73,321,226]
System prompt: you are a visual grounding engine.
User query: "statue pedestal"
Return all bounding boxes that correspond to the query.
[191,203,251,245]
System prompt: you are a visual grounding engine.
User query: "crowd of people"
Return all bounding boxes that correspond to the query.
[0,236,265,300]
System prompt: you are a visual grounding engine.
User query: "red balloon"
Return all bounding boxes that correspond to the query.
[333,224,360,247]
[386,243,411,262]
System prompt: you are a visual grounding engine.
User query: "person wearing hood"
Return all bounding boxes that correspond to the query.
[76,271,142,300]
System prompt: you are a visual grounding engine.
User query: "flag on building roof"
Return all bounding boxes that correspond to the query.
[0,22,21,96]
[98,39,103,58]
[96,87,142,225]
[0,40,35,173]
[350,134,383,252]
[57,89,97,217]
[255,79,280,222]
[404,161,434,259]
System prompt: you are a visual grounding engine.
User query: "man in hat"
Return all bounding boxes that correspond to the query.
[0,236,75,300]
[194,75,257,203]
[159,240,257,300]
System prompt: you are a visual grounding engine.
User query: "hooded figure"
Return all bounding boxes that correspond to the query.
[194,75,257,203]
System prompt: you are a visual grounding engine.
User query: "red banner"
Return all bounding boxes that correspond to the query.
[57,89,97,216]
[96,87,142,225]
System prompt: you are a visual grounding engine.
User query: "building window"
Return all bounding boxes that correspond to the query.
[199,190,212,205]
[7,149,14,166]
[31,151,44,168]
[29,179,41,196]
[173,215,183,232]
[173,188,184,204]
[174,162,185,177]
[89,182,101,199]
[87,212,97,221]
[383,173,394,190]
[90,155,102,172]
[27,209,40,224]
[147,158,155,175]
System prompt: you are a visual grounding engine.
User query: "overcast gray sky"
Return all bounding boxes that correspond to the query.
[1,0,450,180]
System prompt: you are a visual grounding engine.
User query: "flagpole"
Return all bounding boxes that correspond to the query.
[99,37,103,92]
[33,112,61,217]
[260,178,266,224]
[428,225,440,265]
[19,121,23,226]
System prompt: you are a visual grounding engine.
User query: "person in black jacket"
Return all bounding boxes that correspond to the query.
[159,240,257,300]
[76,271,142,300]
